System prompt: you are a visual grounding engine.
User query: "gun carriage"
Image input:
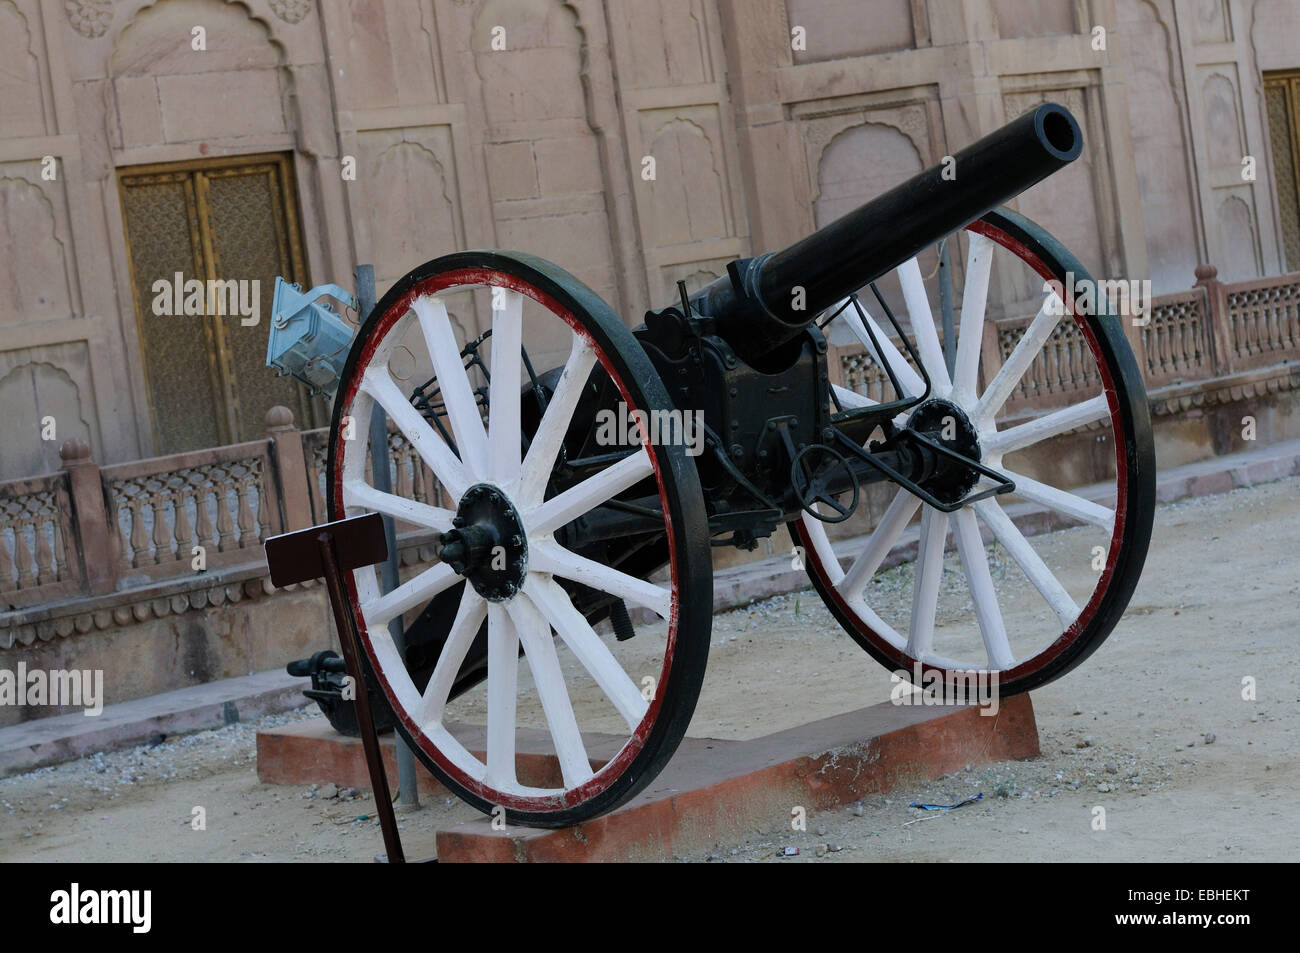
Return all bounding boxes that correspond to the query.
[268,103,1155,826]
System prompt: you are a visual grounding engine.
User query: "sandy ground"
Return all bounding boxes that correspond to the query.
[2,475,1297,862]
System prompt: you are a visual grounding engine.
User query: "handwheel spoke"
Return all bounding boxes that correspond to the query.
[487,289,524,486]
[951,233,994,403]
[984,395,1110,455]
[412,587,486,729]
[360,561,459,628]
[973,499,1079,627]
[906,507,949,658]
[951,508,1015,670]
[530,540,672,618]
[343,479,455,532]
[974,293,1061,422]
[518,334,597,507]
[1001,469,1115,531]
[838,487,921,598]
[528,447,654,537]
[484,603,520,787]
[506,594,593,789]
[524,576,649,731]
[898,257,952,393]
[361,368,470,500]
[412,294,490,480]
[839,298,926,398]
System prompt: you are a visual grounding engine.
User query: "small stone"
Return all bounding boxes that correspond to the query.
[1203,732,1216,745]
[827,843,843,852]
[1105,763,1118,774]
[1070,780,1081,790]
[1096,782,1112,793]
[850,803,864,817]
[1017,828,1029,834]
[816,826,826,837]
[964,764,972,772]
[341,787,360,799]
[730,848,740,856]
[815,845,827,857]
[320,783,338,799]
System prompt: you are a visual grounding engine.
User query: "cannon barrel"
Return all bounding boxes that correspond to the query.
[688,103,1082,364]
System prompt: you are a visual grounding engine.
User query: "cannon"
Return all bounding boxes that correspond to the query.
[268,103,1155,826]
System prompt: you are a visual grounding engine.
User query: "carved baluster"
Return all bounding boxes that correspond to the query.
[0,526,15,592]
[255,475,269,542]
[14,521,35,587]
[128,495,149,567]
[411,447,428,506]
[52,515,68,582]
[35,519,54,585]
[235,473,256,549]
[1268,294,1282,353]
[194,485,215,554]
[112,498,129,571]
[151,491,171,565]
[173,481,193,560]
[215,470,236,553]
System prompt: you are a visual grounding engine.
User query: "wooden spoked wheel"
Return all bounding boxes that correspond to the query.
[327,251,711,827]
[794,208,1156,697]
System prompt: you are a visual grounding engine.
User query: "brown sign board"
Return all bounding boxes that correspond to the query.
[264,512,389,588]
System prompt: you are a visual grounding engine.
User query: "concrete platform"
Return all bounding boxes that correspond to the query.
[257,694,1038,862]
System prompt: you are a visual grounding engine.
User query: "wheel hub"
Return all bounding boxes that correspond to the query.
[438,483,528,602]
[907,398,982,506]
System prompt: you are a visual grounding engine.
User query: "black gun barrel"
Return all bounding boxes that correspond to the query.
[689,103,1082,363]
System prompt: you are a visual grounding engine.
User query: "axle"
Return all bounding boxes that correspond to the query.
[687,103,1082,364]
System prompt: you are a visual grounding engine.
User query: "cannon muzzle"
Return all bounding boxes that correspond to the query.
[689,103,1082,364]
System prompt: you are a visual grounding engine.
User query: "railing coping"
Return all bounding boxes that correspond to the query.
[99,437,274,482]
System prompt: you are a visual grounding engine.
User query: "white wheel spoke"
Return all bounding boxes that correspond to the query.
[506,594,593,789]
[974,293,1061,422]
[798,517,844,585]
[343,479,455,532]
[530,539,672,618]
[1001,469,1115,531]
[525,576,649,731]
[973,499,1079,627]
[484,603,519,787]
[952,233,994,403]
[412,588,486,729]
[487,290,524,487]
[528,447,654,537]
[361,368,470,500]
[412,294,489,480]
[985,395,1110,455]
[906,507,949,658]
[360,561,459,628]
[518,334,597,507]
[951,508,1015,670]
[838,488,921,598]
[838,297,926,398]
[832,384,876,409]
[898,257,951,393]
